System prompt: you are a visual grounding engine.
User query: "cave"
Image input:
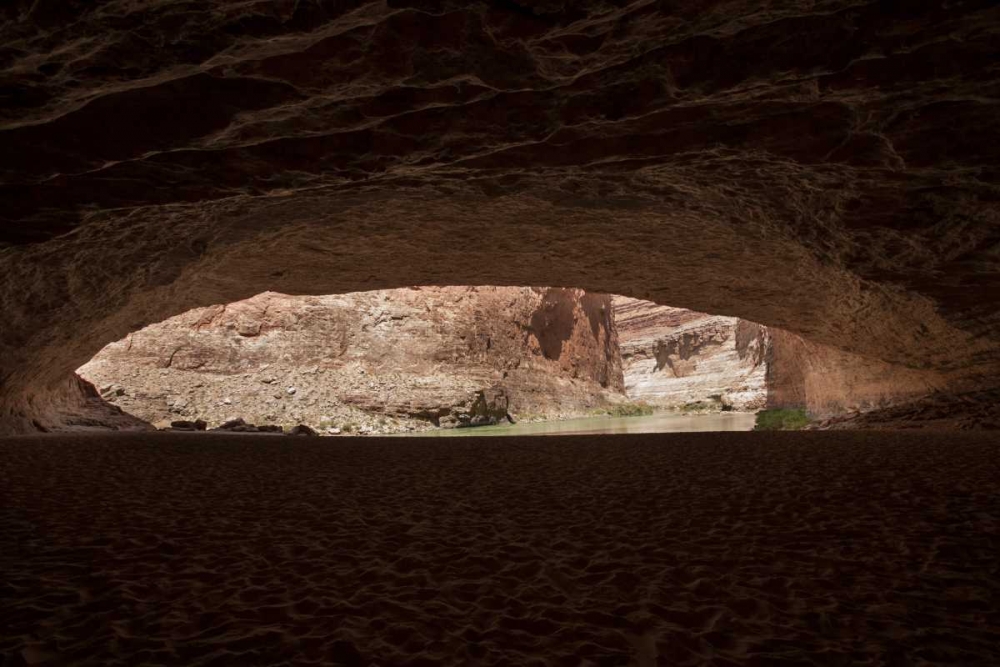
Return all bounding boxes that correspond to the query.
[1,185,985,433]
[1,1,998,664]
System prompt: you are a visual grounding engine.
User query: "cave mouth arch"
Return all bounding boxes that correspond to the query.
[0,192,977,436]
[0,0,996,437]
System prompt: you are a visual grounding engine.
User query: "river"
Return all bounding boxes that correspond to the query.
[393,411,756,437]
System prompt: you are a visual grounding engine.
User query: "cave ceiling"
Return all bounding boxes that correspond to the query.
[1,0,999,400]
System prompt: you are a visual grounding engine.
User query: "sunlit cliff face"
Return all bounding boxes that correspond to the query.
[73,287,621,431]
[73,287,772,431]
[2,2,999,433]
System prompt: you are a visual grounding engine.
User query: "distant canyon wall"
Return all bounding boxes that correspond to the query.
[78,287,625,432]
[614,297,941,418]
[613,296,768,411]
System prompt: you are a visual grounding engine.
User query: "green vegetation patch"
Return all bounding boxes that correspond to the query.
[754,408,811,431]
[593,402,655,418]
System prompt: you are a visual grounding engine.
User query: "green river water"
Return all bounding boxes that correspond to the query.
[392,411,756,437]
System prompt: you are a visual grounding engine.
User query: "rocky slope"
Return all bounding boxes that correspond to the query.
[613,296,767,411]
[78,287,626,434]
[2,2,998,433]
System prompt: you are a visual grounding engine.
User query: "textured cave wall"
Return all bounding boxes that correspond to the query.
[2,1,999,433]
[10,375,153,434]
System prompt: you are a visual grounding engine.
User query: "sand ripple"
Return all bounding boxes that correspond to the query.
[1,431,998,665]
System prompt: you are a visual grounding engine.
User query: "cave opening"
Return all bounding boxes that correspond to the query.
[2,188,977,436]
[73,286,783,436]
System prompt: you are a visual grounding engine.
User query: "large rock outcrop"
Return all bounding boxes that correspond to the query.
[2,2,998,432]
[77,287,625,433]
[614,297,767,411]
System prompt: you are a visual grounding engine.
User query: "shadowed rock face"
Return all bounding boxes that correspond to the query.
[1,1,999,431]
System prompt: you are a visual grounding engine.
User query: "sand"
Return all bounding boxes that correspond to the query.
[1,431,998,666]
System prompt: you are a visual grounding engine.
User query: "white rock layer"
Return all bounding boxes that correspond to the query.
[613,296,767,411]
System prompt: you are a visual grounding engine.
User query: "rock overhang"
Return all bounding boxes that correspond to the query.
[1,0,999,431]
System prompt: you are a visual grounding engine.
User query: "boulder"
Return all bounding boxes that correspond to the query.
[441,387,513,429]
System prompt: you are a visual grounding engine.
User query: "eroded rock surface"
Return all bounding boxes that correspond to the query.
[77,287,625,433]
[763,327,946,417]
[13,375,154,434]
[614,296,767,411]
[2,1,999,432]
[816,388,1000,430]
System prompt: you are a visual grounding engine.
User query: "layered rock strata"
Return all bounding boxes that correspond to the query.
[613,296,767,411]
[77,287,625,434]
[615,296,946,419]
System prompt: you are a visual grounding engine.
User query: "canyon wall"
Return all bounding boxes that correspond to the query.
[613,297,767,411]
[764,328,945,417]
[77,289,952,434]
[77,287,625,433]
[614,297,944,419]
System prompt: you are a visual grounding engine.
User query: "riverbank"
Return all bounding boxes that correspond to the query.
[394,410,756,436]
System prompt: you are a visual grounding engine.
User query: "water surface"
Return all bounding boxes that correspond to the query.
[395,411,756,437]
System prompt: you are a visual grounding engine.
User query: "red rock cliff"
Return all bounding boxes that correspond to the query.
[78,287,625,432]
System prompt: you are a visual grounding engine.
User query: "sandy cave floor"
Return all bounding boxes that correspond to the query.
[1,431,998,666]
